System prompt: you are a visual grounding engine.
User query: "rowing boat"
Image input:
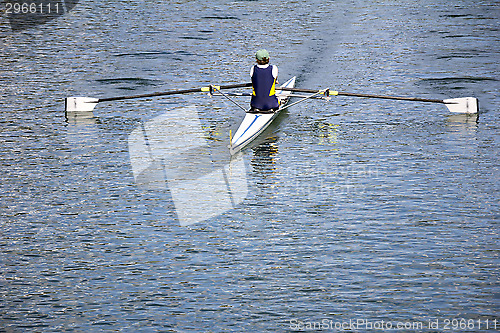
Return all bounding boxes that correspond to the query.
[229,76,296,154]
[65,76,478,123]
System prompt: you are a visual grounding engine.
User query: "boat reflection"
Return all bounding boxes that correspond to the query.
[249,138,281,199]
[251,137,279,174]
[128,106,248,226]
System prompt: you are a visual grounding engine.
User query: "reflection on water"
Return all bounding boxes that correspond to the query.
[446,113,479,127]
[65,111,96,125]
[250,139,279,174]
[250,138,279,173]
[128,106,247,226]
[315,120,340,146]
[249,139,281,200]
[445,114,479,142]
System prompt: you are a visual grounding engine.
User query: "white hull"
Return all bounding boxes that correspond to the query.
[230,76,296,154]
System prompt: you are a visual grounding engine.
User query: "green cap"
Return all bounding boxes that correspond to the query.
[256,49,270,61]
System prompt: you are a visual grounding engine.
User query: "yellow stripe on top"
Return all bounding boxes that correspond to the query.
[269,79,276,96]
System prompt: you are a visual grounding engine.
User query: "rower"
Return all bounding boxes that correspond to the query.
[249,49,279,113]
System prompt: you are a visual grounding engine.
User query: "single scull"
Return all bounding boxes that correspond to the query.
[229,76,296,154]
[65,76,479,152]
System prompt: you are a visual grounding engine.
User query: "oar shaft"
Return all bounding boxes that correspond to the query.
[278,87,446,104]
[98,82,252,103]
[99,88,202,102]
[336,91,445,104]
[211,86,247,112]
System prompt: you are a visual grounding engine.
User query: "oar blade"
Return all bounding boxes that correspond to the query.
[443,97,478,114]
[65,97,99,112]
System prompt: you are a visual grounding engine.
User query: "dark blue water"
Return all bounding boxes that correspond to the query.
[1,0,498,331]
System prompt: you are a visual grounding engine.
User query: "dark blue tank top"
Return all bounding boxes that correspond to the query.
[250,65,279,111]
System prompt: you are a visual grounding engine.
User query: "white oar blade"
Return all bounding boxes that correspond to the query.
[65,97,99,112]
[443,97,478,114]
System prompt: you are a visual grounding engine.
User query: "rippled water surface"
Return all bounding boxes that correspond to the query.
[1,0,499,331]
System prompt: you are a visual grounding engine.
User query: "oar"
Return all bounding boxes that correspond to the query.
[65,82,252,112]
[278,87,478,114]
[210,86,248,112]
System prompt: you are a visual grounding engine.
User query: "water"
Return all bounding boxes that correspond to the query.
[1,0,499,331]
